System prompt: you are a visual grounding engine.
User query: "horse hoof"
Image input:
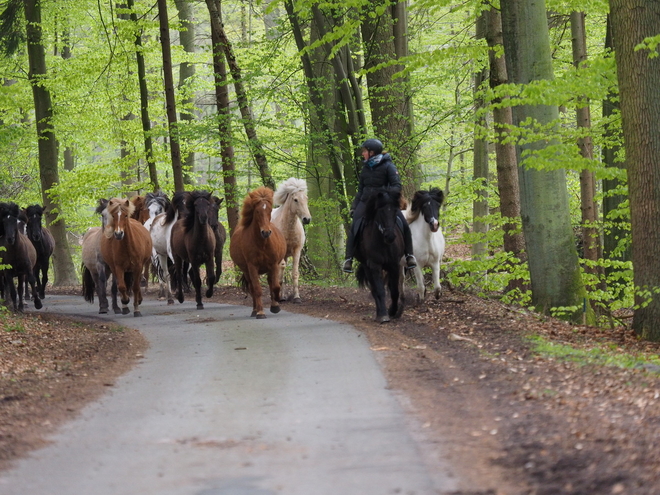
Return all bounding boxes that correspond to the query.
[34,299,43,310]
[270,305,281,314]
[197,304,204,310]
[99,309,108,314]
[205,289,213,298]
[377,315,390,323]
[293,298,302,304]
[177,296,184,304]
[114,308,122,315]
[256,313,267,319]
[167,299,175,305]
[122,307,130,315]
[134,311,142,317]
[250,310,257,317]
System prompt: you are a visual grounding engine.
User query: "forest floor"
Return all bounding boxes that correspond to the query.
[1,273,660,494]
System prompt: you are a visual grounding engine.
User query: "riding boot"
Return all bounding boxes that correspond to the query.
[402,221,417,269]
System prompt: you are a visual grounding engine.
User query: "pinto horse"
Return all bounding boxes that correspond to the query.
[230,187,286,318]
[81,199,121,314]
[404,188,445,301]
[24,205,55,299]
[355,189,405,323]
[170,190,216,309]
[0,202,42,312]
[271,178,311,303]
[100,198,152,316]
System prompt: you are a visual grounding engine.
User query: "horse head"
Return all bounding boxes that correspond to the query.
[145,191,170,221]
[25,204,45,242]
[104,198,134,241]
[274,178,312,225]
[241,187,274,239]
[0,202,20,245]
[183,191,214,231]
[412,188,444,233]
[367,189,401,244]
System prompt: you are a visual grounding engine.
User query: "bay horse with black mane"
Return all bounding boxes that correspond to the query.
[170,190,216,309]
[355,188,405,323]
[0,202,42,312]
[100,198,152,316]
[230,186,286,318]
[24,204,55,299]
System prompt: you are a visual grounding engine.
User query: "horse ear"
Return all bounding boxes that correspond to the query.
[214,196,224,206]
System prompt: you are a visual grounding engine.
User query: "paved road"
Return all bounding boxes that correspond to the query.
[0,295,458,495]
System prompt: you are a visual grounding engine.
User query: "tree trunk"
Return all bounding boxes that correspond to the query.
[23,0,77,286]
[157,0,184,193]
[174,0,196,182]
[570,11,600,278]
[485,7,525,264]
[609,0,660,340]
[209,0,274,190]
[206,0,239,234]
[472,11,489,259]
[501,0,591,323]
[127,0,159,192]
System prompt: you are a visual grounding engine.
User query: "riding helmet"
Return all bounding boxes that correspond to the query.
[361,138,383,155]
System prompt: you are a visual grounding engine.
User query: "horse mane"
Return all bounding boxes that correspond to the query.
[129,196,146,220]
[145,191,171,211]
[182,190,213,232]
[239,186,273,228]
[25,204,44,218]
[274,178,307,206]
[104,198,135,238]
[165,191,189,224]
[364,188,400,222]
[408,188,444,222]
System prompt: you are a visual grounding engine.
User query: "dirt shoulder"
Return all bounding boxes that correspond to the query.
[2,283,660,495]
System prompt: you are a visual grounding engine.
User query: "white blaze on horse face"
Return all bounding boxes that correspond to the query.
[114,209,125,239]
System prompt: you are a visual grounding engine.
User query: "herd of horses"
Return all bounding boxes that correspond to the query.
[0,179,445,323]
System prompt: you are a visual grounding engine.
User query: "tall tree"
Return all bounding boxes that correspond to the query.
[23,0,77,285]
[500,0,591,322]
[157,0,184,192]
[609,0,660,340]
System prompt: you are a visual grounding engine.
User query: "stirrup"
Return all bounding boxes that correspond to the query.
[342,258,354,273]
[405,254,417,269]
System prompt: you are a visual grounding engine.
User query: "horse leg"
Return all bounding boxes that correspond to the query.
[431,261,442,299]
[39,259,48,299]
[247,266,265,318]
[159,254,175,305]
[387,264,403,319]
[27,270,42,310]
[204,259,215,299]
[16,275,25,312]
[132,271,143,317]
[190,265,204,310]
[366,264,388,323]
[116,270,130,315]
[291,249,302,303]
[267,268,281,314]
[413,265,426,302]
[110,276,121,314]
[174,256,185,304]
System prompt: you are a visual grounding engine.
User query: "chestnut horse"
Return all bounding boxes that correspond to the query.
[0,202,42,312]
[355,189,405,323]
[24,204,55,299]
[271,178,311,303]
[100,198,152,316]
[170,190,216,309]
[230,187,286,318]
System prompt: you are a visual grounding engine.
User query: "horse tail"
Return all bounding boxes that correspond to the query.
[238,273,248,292]
[82,265,95,303]
[153,253,166,282]
[356,263,370,290]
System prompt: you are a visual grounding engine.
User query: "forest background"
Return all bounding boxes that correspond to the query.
[1,0,659,340]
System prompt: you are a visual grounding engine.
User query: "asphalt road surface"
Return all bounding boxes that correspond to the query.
[0,295,459,495]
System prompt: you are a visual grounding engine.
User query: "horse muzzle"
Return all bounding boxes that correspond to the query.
[430,219,439,233]
[114,231,125,241]
[302,216,311,225]
[261,229,272,239]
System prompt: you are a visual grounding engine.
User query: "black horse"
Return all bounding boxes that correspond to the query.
[0,202,42,312]
[24,204,55,299]
[354,189,405,323]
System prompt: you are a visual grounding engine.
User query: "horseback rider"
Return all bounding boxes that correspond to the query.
[342,138,417,273]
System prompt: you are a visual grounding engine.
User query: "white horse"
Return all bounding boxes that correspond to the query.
[403,188,445,301]
[271,178,312,303]
[143,192,177,305]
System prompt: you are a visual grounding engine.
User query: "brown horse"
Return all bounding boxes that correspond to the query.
[170,190,217,310]
[81,199,121,314]
[0,202,42,312]
[100,198,152,316]
[229,187,287,318]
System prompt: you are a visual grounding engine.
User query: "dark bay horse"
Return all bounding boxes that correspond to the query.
[208,195,227,285]
[24,204,55,299]
[355,189,405,323]
[0,202,42,312]
[81,198,121,314]
[229,187,287,318]
[170,190,217,309]
[100,198,152,316]
[404,188,445,301]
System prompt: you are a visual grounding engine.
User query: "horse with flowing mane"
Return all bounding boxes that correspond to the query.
[24,204,55,300]
[354,189,405,323]
[0,202,42,312]
[404,188,445,301]
[170,190,217,309]
[100,198,153,316]
[271,178,311,303]
[81,198,121,314]
[230,186,287,318]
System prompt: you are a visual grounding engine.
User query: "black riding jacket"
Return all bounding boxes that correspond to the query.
[352,153,402,210]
